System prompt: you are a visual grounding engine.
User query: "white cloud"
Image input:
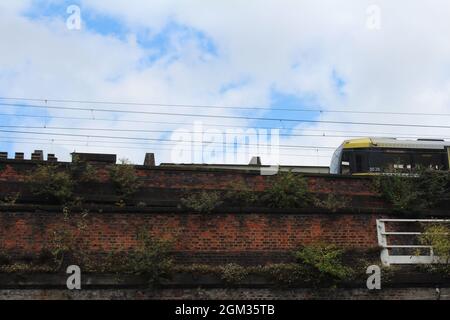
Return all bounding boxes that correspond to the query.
[1,1,450,166]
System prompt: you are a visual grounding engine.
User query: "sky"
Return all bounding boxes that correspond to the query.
[1,1,450,166]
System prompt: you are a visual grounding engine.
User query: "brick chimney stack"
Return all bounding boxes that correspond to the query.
[144,153,156,167]
[47,154,58,162]
[15,152,24,160]
[31,150,44,161]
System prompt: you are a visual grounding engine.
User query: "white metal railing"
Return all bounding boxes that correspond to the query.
[376,219,450,266]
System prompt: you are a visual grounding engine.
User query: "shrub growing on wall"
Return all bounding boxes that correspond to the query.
[224,179,260,207]
[49,207,90,270]
[28,165,74,204]
[70,155,99,183]
[416,171,450,208]
[419,224,450,263]
[127,231,173,287]
[416,223,450,276]
[374,171,449,212]
[181,191,223,214]
[373,175,419,212]
[220,263,249,285]
[294,243,353,284]
[180,172,316,210]
[262,171,314,208]
[109,159,142,203]
[314,194,350,212]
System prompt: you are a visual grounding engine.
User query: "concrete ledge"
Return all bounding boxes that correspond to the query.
[0,204,449,217]
[0,272,449,290]
[0,287,448,300]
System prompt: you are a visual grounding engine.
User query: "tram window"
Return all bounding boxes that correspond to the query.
[369,151,412,173]
[354,152,369,173]
[355,153,363,172]
[413,153,446,170]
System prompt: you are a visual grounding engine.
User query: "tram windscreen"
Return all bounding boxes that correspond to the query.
[341,148,449,174]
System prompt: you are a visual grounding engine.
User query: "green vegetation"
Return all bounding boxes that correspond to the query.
[259,263,309,286]
[373,175,418,211]
[126,231,173,286]
[170,244,362,287]
[23,163,355,211]
[24,158,142,206]
[11,240,450,288]
[0,240,360,287]
[70,155,100,183]
[224,179,260,206]
[171,261,350,288]
[27,165,74,204]
[419,224,450,263]
[294,243,354,284]
[179,172,351,212]
[49,207,90,270]
[0,217,173,287]
[0,192,20,206]
[415,224,450,276]
[181,191,223,213]
[220,263,249,285]
[109,159,142,203]
[417,170,450,208]
[26,158,101,206]
[374,171,450,212]
[0,207,91,273]
[262,171,314,208]
[314,194,350,212]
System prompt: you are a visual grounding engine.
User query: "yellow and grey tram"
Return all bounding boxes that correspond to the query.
[330,138,450,175]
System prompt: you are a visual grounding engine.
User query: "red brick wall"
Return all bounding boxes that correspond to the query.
[0,211,381,264]
[0,160,384,265]
[0,161,377,195]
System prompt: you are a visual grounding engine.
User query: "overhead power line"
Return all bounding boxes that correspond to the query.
[2,102,450,129]
[1,96,450,117]
[0,112,448,140]
[0,138,332,158]
[0,135,334,154]
[0,125,448,141]
[0,129,337,150]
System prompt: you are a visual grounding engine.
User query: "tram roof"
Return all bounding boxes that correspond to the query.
[342,137,450,150]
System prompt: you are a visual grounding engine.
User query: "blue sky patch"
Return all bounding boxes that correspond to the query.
[136,21,219,67]
[241,89,322,132]
[23,2,219,71]
[331,69,346,97]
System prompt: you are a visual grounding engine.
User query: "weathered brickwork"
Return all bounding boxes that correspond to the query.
[0,211,380,264]
[0,161,377,195]
[1,159,448,299]
[0,159,397,265]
